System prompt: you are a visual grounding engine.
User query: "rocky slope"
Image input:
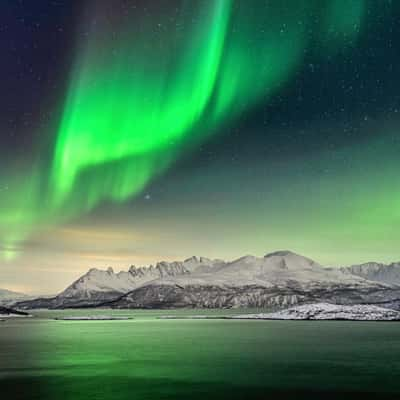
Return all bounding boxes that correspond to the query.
[108,282,400,309]
[233,303,400,320]
[18,250,400,310]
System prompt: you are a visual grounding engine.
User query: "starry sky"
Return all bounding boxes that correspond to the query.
[1,0,400,294]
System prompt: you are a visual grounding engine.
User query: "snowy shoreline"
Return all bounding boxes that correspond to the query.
[158,303,400,321]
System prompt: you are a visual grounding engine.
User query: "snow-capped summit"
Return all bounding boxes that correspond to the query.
[16,251,400,310]
[163,250,368,289]
[18,256,224,308]
[341,262,400,286]
[264,250,320,269]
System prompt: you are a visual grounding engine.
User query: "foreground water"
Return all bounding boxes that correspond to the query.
[2,309,400,399]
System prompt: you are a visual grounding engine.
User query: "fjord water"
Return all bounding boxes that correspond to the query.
[2,310,400,400]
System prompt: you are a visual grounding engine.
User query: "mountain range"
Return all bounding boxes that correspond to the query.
[15,251,400,310]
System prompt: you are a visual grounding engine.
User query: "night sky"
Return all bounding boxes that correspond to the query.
[1,0,400,294]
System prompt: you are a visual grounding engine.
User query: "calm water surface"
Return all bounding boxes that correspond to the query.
[2,309,400,399]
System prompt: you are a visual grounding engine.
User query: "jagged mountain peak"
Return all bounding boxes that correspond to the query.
[342,261,400,286]
[49,256,224,304]
[183,256,217,267]
[17,251,398,310]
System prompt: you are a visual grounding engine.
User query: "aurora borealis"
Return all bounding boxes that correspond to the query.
[1,0,400,293]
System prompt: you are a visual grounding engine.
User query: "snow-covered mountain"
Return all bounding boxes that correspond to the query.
[153,251,374,288]
[17,256,225,308]
[64,256,224,296]
[341,262,400,286]
[108,251,398,309]
[17,250,400,310]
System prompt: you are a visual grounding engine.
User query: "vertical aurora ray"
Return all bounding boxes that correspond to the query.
[0,0,367,260]
[51,0,232,206]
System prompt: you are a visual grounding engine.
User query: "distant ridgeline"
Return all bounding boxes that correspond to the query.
[15,251,400,310]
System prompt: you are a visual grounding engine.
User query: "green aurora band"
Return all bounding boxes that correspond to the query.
[0,0,366,260]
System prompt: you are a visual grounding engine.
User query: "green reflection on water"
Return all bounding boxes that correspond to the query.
[2,310,400,399]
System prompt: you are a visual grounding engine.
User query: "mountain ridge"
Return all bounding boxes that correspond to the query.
[341,262,400,286]
[15,251,400,310]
